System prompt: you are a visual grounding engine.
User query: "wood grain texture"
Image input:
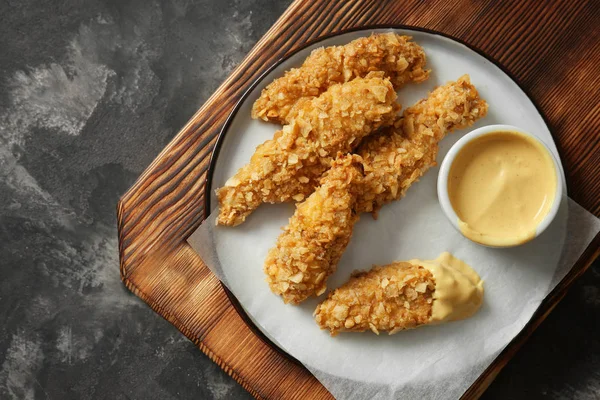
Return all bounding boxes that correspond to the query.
[117,1,600,399]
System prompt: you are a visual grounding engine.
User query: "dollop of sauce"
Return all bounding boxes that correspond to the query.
[408,252,484,323]
[448,130,557,247]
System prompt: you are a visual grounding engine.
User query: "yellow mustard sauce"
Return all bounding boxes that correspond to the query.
[408,252,484,323]
[447,131,557,247]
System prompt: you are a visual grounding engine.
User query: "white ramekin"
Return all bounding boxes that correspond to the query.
[437,124,563,248]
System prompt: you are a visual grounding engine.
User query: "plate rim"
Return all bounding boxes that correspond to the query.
[203,24,564,368]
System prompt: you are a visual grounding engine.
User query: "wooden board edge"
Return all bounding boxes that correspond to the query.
[117,198,127,278]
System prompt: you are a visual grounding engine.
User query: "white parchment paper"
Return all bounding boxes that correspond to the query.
[189,196,599,399]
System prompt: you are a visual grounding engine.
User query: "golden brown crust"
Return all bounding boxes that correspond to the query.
[314,263,435,336]
[263,155,363,304]
[264,76,488,303]
[251,33,429,123]
[216,76,398,226]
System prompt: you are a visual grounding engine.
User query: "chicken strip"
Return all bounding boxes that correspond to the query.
[252,33,429,123]
[264,76,487,303]
[217,75,398,226]
[316,263,434,335]
[314,253,484,336]
[264,155,363,304]
[356,75,488,214]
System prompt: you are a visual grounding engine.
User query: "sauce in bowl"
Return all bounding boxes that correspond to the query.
[447,130,558,247]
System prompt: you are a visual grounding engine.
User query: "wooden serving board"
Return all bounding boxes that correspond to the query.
[117,1,600,398]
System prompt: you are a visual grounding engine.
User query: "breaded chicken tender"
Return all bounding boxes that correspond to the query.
[265,76,488,303]
[217,75,398,226]
[252,33,429,123]
[315,263,435,335]
[264,155,363,304]
[356,75,488,214]
[314,253,484,336]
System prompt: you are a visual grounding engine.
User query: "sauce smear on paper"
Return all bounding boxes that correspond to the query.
[409,252,484,323]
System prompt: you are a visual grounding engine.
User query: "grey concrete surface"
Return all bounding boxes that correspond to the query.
[0,0,598,399]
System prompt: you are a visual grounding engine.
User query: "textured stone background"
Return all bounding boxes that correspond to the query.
[0,0,598,399]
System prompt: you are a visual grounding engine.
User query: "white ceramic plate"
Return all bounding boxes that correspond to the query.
[206,28,568,385]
